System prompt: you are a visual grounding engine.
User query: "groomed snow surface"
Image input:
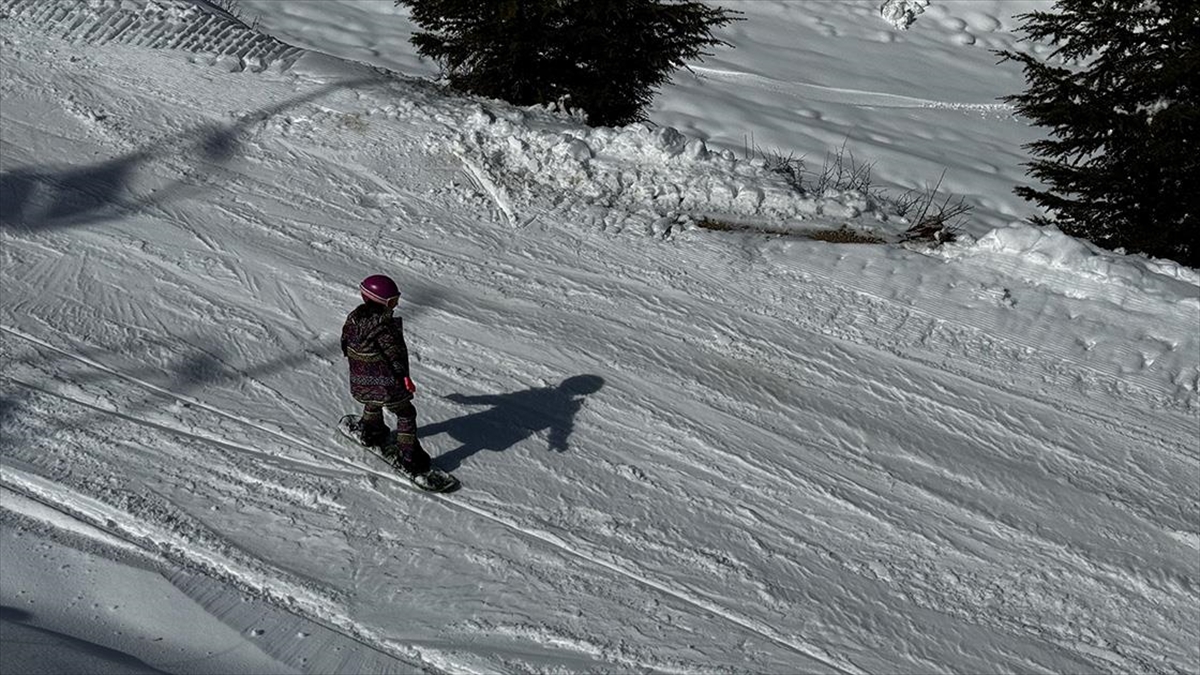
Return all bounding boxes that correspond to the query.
[1,1,1197,674]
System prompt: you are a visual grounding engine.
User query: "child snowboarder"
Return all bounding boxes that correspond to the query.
[340,274,455,491]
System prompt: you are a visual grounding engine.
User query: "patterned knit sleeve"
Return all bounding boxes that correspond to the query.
[376,316,411,379]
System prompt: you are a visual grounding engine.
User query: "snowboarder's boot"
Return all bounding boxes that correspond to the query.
[394,463,458,492]
[383,443,457,492]
[344,415,389,447]
[336,415,460,493]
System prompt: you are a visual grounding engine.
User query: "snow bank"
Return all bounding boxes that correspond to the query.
[443,102,904,237]
[927,223,1200,404]
[943,223,1200,298]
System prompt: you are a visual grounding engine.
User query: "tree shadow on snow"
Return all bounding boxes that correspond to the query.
[2,334,344,445]
[421,375,605,471]
[0,77,376,233]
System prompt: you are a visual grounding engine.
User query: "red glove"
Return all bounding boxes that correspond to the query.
[404,376,417,394]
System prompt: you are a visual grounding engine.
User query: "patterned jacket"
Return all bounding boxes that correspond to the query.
[341,303,411,406]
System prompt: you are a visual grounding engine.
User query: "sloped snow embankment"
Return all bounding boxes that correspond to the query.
[934,225,1200,402]
[240,0,1198,412]
[417,71,1200,409]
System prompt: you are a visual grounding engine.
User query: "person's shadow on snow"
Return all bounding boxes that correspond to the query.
[421,375,605,471]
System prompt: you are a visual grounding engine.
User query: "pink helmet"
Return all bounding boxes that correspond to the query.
[359,274,400,305]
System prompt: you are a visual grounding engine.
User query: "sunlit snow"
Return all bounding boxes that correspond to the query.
[1,1,1196,674]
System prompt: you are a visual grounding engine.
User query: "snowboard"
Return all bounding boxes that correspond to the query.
[336,414,460,493]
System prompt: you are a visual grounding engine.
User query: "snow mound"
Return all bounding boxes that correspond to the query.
[927,224,1200,405]
[880,0,931,30]
[445,102,899,236]
[944,223,1200,299]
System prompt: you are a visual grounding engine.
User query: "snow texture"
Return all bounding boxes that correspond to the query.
[1,1,1197,674]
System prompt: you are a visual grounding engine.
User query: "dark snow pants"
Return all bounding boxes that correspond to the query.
[361,400,431,474]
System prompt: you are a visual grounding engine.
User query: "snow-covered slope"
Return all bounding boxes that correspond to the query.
[1,1,1197,674]
[234,0,1054,235]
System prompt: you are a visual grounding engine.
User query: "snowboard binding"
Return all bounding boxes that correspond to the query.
[337,414,460,493]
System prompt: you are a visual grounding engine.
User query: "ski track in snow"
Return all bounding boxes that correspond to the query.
[0,326,863,674]
[2,1,1198,673]
[689,65,1015,116]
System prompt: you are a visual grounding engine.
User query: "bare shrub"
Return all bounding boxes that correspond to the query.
[744,136,805,192]
[889,187,924,219]
[814,140,875,195]
[727,135,974,244]
[901,170,972,245]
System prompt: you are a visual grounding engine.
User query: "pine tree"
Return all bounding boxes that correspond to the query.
[998,0,1199,267]
[396,0,738,127]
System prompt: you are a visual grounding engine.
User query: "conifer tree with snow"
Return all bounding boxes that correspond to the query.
[998,0,1199,267]
[395,0,738,127]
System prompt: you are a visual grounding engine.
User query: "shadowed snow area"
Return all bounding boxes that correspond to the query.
[1,1,1197,674]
